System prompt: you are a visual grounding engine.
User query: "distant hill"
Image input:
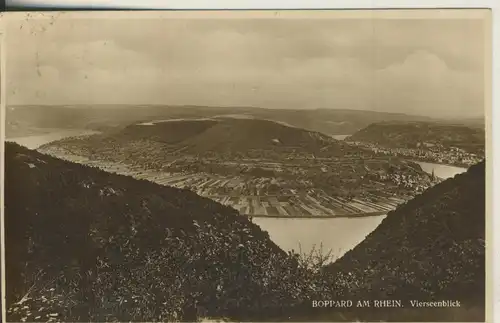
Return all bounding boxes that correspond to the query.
[321,160,485,321]
[119,119,218,144]
[270,108,434,136]
[347,121,485,154]
[436,116,485,130]
[4,143,318,322]
[41,118,364,159]
[39,118,438,201]
[151,118,343,154]
[6,105,435,138]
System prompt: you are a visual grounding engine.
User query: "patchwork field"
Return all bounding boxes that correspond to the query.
[42,152,401,218]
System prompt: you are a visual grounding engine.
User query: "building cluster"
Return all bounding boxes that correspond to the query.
[351,142,483,167]
[370,171,433,193]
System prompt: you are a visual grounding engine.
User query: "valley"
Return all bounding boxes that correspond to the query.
[37,118,440,220]
[9,114,471,258]
[4,111,484,323]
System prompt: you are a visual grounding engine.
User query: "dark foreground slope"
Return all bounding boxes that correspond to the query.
[320,160,486,321]
[4,143,319,322]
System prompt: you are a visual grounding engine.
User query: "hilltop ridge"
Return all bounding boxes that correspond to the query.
[44,118,355,157]
[39,117,371,168]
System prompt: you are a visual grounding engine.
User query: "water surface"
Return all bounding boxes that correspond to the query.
[253,215,386,261]
[331,134,350,140]
[256,161,466,259]
[6,130,100,150]
[414,161,467,180]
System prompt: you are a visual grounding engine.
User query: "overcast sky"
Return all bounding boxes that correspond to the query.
[5,13,488,118]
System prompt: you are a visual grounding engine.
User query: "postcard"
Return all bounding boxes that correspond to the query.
[0,9,492,322]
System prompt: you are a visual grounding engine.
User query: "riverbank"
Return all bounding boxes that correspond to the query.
[413,160,467,179]
[248,211,387,219]
[408,157,474,169]
[331,134,351,140]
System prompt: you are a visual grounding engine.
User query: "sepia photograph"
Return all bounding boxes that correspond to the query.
[1,9,491,322]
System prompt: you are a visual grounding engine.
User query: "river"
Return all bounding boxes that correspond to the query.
[5,130,101,149]
[253,216,386,261]
[331,134,350,140]
[414,161,467,180]
[255,161,468,261]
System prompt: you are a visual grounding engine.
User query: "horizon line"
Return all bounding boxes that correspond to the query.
[6,104,485,120]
